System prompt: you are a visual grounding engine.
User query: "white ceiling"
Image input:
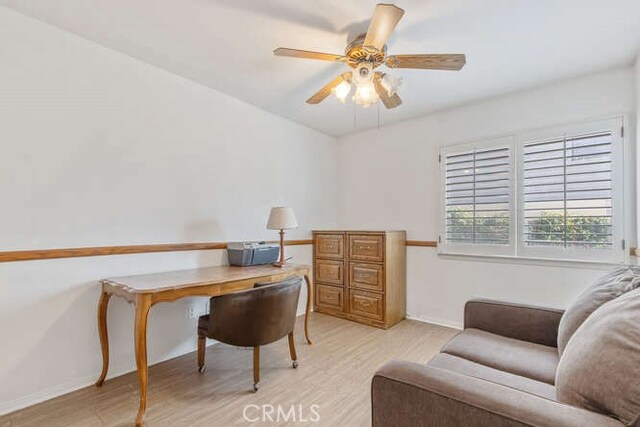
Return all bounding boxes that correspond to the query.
[2,0,639,137]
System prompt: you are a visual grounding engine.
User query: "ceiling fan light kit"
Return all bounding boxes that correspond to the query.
[332,80,352,103]
[380,74,402,96]
[274,3,466,110]
[353,82,379,108]
[351,63,379,108]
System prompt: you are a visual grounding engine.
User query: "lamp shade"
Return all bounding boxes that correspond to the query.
[267,207,298,230]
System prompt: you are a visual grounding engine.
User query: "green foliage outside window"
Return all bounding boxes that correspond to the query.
[446,209,611,247]
[446,208,509,243]
[525,212,611,247]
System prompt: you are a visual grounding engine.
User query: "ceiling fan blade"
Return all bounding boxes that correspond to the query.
[306,72,352,104]
[373,73,402,109]
[274,48,347,62]
[363,4,405,52]
[386,54,466,70]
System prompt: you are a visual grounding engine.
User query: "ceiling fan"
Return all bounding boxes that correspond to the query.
[274,3,466,109]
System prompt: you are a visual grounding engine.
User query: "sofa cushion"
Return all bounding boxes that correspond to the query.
[556,288,640,426]
[428,352,557,400]
[441,328,559,384]
[557,266,640,355]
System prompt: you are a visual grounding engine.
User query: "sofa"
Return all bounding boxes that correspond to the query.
[372,267,640,427]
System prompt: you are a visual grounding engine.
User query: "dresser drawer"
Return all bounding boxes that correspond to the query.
[315,259,344,285]
[315,284,344,312]
[314,233,345,260]
[349,262,384,292]
[349,290,384,321]
[348,234,384,262]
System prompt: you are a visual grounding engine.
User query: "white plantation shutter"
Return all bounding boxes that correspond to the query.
[440,137,515,256]
[522,133,612,247]
[440,117,625,262]
[517,118,625,262]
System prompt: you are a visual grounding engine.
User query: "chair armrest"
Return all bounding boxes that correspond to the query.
[464,299,564,347]
[372,360,622,427]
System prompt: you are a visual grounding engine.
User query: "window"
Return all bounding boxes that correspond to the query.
[440,137,515,256]
[516,118,625,262]
[439,117,625,263]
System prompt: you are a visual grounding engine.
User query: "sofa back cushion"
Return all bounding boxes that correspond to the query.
[556,288,640,426]
[557,266,640,355]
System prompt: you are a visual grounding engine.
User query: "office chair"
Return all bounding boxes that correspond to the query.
[197,277,302,391]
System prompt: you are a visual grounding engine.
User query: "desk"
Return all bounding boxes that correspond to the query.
[94,264,312,426]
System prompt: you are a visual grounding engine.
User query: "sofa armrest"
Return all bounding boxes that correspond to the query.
[372,360,622,427]
[464,299,564,347]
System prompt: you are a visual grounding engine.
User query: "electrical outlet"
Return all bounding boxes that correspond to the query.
[187,307,197,319]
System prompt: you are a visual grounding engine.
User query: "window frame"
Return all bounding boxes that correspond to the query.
[438,116,626,264]
[438,136,516,257]
[515,117,625,263]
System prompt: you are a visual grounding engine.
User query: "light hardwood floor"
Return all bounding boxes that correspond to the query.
[1,313,457,427]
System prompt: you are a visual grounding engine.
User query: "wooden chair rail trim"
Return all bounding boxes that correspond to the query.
[0,239,438,263]
[405,240,437,247]
[0,240,312,263]
[0,239,632,263]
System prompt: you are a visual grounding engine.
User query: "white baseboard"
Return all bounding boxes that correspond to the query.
[406,313,463,330]
[0,372,100,417]
[0,342,216,417]
[1,311,310,416]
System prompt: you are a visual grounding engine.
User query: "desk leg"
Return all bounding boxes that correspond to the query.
[95,291,111,387]
[134,295,152,427]
[303,274,313,345]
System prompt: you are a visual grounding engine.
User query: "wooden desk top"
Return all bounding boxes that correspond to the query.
[102,263,311,293]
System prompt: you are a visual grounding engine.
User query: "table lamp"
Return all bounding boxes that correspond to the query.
[267,207,299,267]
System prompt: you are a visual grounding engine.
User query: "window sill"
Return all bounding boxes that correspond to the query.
[436,251,630,269]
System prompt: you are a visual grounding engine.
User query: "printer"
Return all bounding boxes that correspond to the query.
[227,241,280,266]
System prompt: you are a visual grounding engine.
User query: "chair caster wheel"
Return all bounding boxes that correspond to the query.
[253,383,259,393]
[198,366,205,374]
[292,361,298,369]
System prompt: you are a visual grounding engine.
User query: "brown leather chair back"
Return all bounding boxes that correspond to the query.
[208,278,302,347]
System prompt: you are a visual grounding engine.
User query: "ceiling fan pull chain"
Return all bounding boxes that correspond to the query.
[353,102,357,129]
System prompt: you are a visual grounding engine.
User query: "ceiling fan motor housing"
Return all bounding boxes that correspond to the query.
[345,33,386,68]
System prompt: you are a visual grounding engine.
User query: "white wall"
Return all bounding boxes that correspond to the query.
[2,3,639,415]
[0,7,337,414]
[338,67,637,329]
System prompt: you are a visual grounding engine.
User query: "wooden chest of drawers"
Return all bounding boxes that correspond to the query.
[312,230,406,329]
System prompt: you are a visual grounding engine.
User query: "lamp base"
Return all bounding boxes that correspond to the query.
[272,255,293,268]
[272,229,288,268]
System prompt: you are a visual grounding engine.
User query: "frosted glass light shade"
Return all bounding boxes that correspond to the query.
[352,82,379,108]
[266,207,299,230]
